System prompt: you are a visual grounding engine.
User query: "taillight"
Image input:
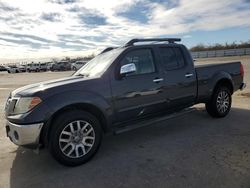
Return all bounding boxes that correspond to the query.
[240,63,244,77]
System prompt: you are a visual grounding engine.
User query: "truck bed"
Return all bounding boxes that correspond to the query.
[194,61,243,102]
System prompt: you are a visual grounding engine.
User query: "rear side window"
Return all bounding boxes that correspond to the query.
[159,48,185,70]
[120,49,155,76]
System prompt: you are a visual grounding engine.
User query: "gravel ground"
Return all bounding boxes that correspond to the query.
[0,56,249,188]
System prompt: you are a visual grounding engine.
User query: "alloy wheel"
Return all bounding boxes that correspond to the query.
[216,91,230,114]
[59,120,95,158]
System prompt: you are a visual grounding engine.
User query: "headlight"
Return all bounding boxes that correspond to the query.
[13,97,42,114]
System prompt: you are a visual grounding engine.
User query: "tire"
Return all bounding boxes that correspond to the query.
[73,67,77,71]
[49,110,102,166]
[205,86,232,118]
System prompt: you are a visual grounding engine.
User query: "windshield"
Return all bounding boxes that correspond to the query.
[74,48,123,77]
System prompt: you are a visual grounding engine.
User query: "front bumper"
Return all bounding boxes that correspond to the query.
[6,121,43,148]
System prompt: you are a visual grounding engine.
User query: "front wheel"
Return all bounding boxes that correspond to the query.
[49,110,102,166]
[206,86,232,118]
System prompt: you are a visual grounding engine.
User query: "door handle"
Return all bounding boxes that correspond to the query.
[185,73,193,78]
[153,78,164,83]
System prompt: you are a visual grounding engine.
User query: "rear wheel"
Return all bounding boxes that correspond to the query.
[206,86,232,118]
[49,110,102,166]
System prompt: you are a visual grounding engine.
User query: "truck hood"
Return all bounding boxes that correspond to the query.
[11,76,95,97]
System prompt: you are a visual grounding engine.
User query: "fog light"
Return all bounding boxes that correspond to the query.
[14,131,19,140]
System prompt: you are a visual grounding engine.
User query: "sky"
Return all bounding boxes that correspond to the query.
[0,0,250,63]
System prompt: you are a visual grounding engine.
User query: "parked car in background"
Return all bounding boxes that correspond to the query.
[26,64,31,72]
[51,61,71,71]
[40,63,47,71]
[27,63,41,72]
[71,61,87,71]
[47,62,54,71]
[0,65,7,71]
[18,65,26,72]
[6,65,21,73]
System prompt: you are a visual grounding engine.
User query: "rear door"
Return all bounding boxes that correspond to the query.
[158,46,197,109]
[111,48,167,123]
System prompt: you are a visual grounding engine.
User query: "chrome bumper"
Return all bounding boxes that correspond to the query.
[6,121,43,147]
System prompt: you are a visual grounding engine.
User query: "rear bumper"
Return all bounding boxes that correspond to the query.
[240,83,246,90]
[6,121,43,149]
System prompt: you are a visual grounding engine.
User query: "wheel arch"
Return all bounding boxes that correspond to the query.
[213,78,234,95]
[210,71,234,96]
[41,102,109,147]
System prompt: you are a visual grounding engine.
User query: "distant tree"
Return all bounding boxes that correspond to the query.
[190,40,250,51]
[51,58,58,63]
[64,57,71,61]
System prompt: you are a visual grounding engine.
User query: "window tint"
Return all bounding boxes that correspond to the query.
[120,49,155,76]
[159,48,185,70]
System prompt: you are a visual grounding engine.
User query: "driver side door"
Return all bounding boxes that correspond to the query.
[111,48,167,123]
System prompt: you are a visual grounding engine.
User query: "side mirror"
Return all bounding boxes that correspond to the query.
[120,63,136,75]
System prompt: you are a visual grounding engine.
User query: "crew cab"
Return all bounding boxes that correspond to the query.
[5,38,246,166]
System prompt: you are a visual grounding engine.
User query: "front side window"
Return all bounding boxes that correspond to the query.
[120,49,155,76]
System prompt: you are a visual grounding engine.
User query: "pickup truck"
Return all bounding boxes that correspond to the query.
[5,38,246,166]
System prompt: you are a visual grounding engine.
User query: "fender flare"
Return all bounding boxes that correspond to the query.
[209,71,234,95]
[40,90,113,146]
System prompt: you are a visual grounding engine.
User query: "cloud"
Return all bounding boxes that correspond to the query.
[78,14,107,26]
[40,13,61,22]
[0,36,43,49]
[48,0,78,4]
[0,0,250,62]
[67,6,108,26]
[0,2,18,11]
[116,1,151,23]
[0,32,55,50]
[1,32,54,44]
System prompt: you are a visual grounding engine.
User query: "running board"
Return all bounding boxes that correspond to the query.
[113,107,196,135]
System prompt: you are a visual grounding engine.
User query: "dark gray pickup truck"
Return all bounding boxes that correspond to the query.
[5,38,246,166]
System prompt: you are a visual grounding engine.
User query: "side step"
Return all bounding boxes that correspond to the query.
[113,107,196,135]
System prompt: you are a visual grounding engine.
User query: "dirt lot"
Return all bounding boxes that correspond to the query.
[0,56,250,188]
